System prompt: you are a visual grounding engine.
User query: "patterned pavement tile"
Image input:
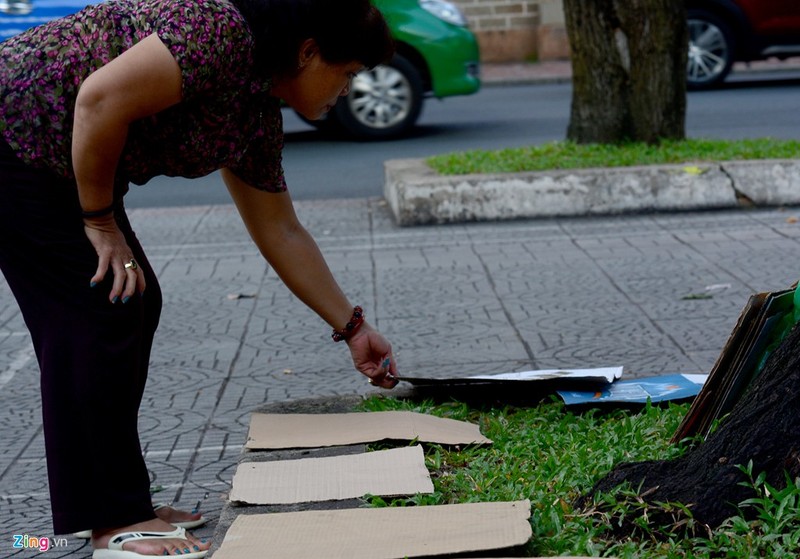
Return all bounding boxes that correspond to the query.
[1,200,799,556]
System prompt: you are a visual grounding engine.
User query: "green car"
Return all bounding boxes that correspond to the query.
[318,0,481,139]
[1,0,481,140]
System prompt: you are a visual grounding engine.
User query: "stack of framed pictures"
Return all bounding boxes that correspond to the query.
[672,285,798,443]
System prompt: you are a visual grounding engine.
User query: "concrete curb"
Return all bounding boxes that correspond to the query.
[384,158,800,226]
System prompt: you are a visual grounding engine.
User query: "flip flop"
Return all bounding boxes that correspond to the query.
[74,503,207,538]
[92,526,208,558]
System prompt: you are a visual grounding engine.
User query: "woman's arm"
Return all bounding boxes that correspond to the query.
[73,33,182,211]
[222,168,398,387]
[73,33,183,302]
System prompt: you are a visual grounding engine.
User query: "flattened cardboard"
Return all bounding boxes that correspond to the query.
[245,410,492,449]
[229,445,433,504]
[213,500,532,559]
[403,366,623,390]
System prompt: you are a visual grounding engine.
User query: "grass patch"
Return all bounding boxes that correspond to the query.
[426,138,800,175]
[358,396,800,558]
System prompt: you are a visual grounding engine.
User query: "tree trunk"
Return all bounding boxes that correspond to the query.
[563,0,688,144]
[579,322,800,532]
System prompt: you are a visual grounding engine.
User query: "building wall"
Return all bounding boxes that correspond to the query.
[453,0,569,63]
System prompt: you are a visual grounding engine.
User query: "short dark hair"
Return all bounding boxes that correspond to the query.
[231,0,395,78]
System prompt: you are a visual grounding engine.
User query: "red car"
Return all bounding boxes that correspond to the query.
[687,0,800,88]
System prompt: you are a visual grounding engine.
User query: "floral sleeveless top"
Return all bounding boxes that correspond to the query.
[0,0,286,192]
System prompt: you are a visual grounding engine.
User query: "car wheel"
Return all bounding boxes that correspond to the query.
[330,55,424,139]
[687,9,735,89]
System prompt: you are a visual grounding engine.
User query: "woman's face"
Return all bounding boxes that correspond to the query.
[272,40,365,121]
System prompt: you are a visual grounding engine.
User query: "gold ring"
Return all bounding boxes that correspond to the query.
[124,259,138,270]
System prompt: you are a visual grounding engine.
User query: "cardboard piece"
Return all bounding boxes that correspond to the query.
[673,286,797,442]
[558,374,707,406]
[229,445,434,504]
[245,410,492,449]
[402,366,624,390]
[212,500,532,559]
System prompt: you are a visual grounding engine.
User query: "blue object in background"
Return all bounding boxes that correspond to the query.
[0,0,87,40]
[558,374,707,406]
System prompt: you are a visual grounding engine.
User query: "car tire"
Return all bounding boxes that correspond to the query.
[330,54,424,140]
[687,8,736,89]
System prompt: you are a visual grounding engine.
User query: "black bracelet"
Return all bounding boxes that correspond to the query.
[81,202,116,219]
[331,306,364,342]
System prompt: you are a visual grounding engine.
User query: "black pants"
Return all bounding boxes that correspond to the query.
[0,139,162,534]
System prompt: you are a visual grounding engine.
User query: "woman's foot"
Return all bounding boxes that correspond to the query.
[153,503,206,528]
[91,518,211,557]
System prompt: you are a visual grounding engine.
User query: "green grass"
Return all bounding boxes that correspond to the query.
[426,138,800,175]
[358,396,800,558]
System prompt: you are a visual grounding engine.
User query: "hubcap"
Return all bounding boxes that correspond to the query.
[687,19,729,84]
[346,65,413,130]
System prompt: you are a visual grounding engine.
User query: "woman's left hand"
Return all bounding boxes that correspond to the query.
[347,322,399,389]
[83,214,146,303]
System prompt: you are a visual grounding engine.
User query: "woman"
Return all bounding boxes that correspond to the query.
[0,0,398,556]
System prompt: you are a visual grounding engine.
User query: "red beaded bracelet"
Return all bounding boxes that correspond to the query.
[332,306,364,342]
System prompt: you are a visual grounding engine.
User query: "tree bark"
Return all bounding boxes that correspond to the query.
[563,0,688,144]
[579,322,800,532]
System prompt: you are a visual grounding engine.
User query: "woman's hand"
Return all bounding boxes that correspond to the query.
[83,215,146,303]
[347,322,399,389]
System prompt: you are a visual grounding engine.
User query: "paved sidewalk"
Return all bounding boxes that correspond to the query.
[2,59,800,557]
[2,199,800,557]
